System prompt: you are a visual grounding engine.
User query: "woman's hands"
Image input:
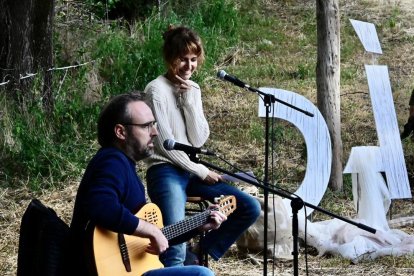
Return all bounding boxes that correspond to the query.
[203,170,223,185]
[174,74,199,94]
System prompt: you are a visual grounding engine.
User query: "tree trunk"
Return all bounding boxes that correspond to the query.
[33,0,55,113]
[0,0,54,112]
[316,0,343,191]
[0,0,34,99]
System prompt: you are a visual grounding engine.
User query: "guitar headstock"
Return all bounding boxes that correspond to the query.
[215,195,237,216]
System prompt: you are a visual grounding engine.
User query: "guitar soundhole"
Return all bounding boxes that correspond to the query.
[144,209,159,224]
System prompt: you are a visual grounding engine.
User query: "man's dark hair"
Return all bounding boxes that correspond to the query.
[97,92,145,147]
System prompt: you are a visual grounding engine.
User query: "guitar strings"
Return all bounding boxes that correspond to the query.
[121,197,235,254]
[123,211,209,254]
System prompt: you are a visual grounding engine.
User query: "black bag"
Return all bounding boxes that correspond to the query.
[17,198,70,276]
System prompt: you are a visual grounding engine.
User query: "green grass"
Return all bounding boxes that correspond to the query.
[1,0,414,194]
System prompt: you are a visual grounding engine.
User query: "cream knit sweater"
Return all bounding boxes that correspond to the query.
[143,75,210,180]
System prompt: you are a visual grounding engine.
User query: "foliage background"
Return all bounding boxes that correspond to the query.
[1,0,413,191]
[1,0,414,274]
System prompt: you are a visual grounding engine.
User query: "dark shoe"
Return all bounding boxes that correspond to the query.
[401,117,414,139]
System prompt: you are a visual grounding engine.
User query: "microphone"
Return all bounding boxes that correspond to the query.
[217,70,249,89]
[163,139,215,156]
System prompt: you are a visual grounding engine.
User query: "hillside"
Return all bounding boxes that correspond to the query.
[1,0,414,275]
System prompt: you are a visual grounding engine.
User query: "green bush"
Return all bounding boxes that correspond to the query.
[84,0,154,20]
[1,71,99,189]
[0,0,242,189]
[91,0,241,96]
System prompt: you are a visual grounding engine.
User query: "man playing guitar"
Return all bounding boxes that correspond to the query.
[69,93,227,275]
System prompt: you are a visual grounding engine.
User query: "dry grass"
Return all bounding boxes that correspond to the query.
[0,183,77,275]
[1,182,414,275]
[3,182,414,275]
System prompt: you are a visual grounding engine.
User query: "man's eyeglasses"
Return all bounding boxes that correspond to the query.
[122,121,157,132]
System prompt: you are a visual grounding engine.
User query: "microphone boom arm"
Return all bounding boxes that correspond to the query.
[194,156,377,232]
[250,86,313,117]
[192,154,376,276]
[217,70,313,117]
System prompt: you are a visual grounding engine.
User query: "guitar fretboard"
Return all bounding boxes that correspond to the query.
[161,210,211,240]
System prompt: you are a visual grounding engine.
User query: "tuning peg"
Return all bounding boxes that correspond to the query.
[213,195,226,203]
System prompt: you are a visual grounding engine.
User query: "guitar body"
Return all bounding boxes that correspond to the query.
[92,196,236,276]
[93,203,164,276]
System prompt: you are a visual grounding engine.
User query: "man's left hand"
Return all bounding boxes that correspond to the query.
[199,205,227,231]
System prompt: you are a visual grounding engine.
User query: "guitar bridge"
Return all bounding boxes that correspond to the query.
[118,233,131,272]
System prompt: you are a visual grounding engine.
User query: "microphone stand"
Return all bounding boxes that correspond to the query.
[193,156,376,276]
[242,85,313,275]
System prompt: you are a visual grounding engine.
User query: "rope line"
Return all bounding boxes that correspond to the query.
[0,60,94,87]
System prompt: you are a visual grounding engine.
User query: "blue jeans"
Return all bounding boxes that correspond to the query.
[143,265,214,276]
[146,163,261,267]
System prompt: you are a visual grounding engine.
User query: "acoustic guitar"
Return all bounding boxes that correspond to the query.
[92,195,237,276]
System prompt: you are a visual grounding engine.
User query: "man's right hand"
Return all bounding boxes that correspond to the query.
[134,220,169,255]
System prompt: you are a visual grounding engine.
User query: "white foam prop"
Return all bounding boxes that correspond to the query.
[350,19,383,54]
[258,88,332,217]
[302,146,414,263]
[365,65,411,199]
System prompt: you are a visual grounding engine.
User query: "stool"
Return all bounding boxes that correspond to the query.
[185,196,210,267]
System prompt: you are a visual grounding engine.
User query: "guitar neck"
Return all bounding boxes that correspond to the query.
[161,210,211,240]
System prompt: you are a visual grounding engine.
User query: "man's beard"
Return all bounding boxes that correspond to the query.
[141,147,154,158]
[125,139,154,161]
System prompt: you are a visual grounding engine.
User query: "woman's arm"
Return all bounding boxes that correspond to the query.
[145,81,210,180]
